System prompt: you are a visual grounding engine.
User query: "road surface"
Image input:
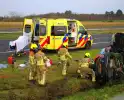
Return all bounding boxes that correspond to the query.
[0,26,124,33]
[0,34,112,61]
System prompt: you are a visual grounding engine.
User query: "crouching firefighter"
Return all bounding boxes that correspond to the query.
[28,49,36,81]
[77,53,96,82]
[35,47,48,86]
[58,45,72,76]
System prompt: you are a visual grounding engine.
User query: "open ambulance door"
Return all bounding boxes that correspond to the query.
[9,18,33,53]
[52,20,68,50]
[67,20,78,47]
[23,18,33,39]
[76,21,88,48]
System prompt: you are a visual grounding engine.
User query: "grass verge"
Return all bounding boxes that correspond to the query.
[0,32,22,40]
[0,21,124,29]
[62,82,124,100]
[0,49,100,100]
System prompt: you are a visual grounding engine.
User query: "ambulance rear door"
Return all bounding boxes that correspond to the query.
[23,18,33,38]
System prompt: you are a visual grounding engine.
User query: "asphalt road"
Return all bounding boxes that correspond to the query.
[92,34,112,49]
[0,34,112,61]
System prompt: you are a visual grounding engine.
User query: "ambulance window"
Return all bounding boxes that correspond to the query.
[35,24,39,36]
[25,25,31,33]
[79,26,85,34]
[52,26,67,36]
[39,25,46,36]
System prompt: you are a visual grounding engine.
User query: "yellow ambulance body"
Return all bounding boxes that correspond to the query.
[23,18,93,50]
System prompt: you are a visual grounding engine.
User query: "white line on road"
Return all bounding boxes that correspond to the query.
[93,42,110,44]
[0,51,14,53]
[0,31,22,33]
[94,37,110,40]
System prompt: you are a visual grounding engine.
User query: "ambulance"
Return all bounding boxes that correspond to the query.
[23,18,93,50]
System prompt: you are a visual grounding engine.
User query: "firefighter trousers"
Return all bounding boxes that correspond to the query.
[61,60,68,76]
[78,67,96,82]
[29,64,37,81]
[36,65,47,85]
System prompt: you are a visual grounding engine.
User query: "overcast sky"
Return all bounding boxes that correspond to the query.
[1,0,124,16]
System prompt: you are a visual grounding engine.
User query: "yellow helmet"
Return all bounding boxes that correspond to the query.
[30,43,38,49]
[84,53,91,57]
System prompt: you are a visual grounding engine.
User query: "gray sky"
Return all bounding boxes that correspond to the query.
[1,0,124,16]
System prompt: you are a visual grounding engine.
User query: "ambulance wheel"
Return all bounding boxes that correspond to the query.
[17,53,21,57]
[85,41,91,49]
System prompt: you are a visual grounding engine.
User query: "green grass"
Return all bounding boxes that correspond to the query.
[0,32,22,40]
[62,83,124,100]
[15,49,100,64]
[0,49,100,99]
[1,49,124,100]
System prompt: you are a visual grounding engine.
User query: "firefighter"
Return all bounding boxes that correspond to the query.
[77,53,96,82]
[58,45,72,76]
[28,49,36,81]
[35,48,48,86]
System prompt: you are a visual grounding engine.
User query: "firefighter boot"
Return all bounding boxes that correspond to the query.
[62,62,67,76]
[38,71,46,86]
[77,69,81,73]
[62,69,67,76]
[41,71,46,85]
[92,70,96,82]
[92,76,96,82]
[29,72,34,81]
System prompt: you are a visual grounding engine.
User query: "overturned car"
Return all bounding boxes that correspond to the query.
[94,32,124,84]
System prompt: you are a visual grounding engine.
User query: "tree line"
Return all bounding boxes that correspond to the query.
[0,9,123,22]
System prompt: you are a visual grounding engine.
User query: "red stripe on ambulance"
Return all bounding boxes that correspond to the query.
[77,38,84,45]
[40,39,48,48]
[81,38,89,47]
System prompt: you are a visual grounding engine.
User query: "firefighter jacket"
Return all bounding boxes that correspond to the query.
[29,56,35,65]
[58,48,72,61]
[35,51,47,66]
